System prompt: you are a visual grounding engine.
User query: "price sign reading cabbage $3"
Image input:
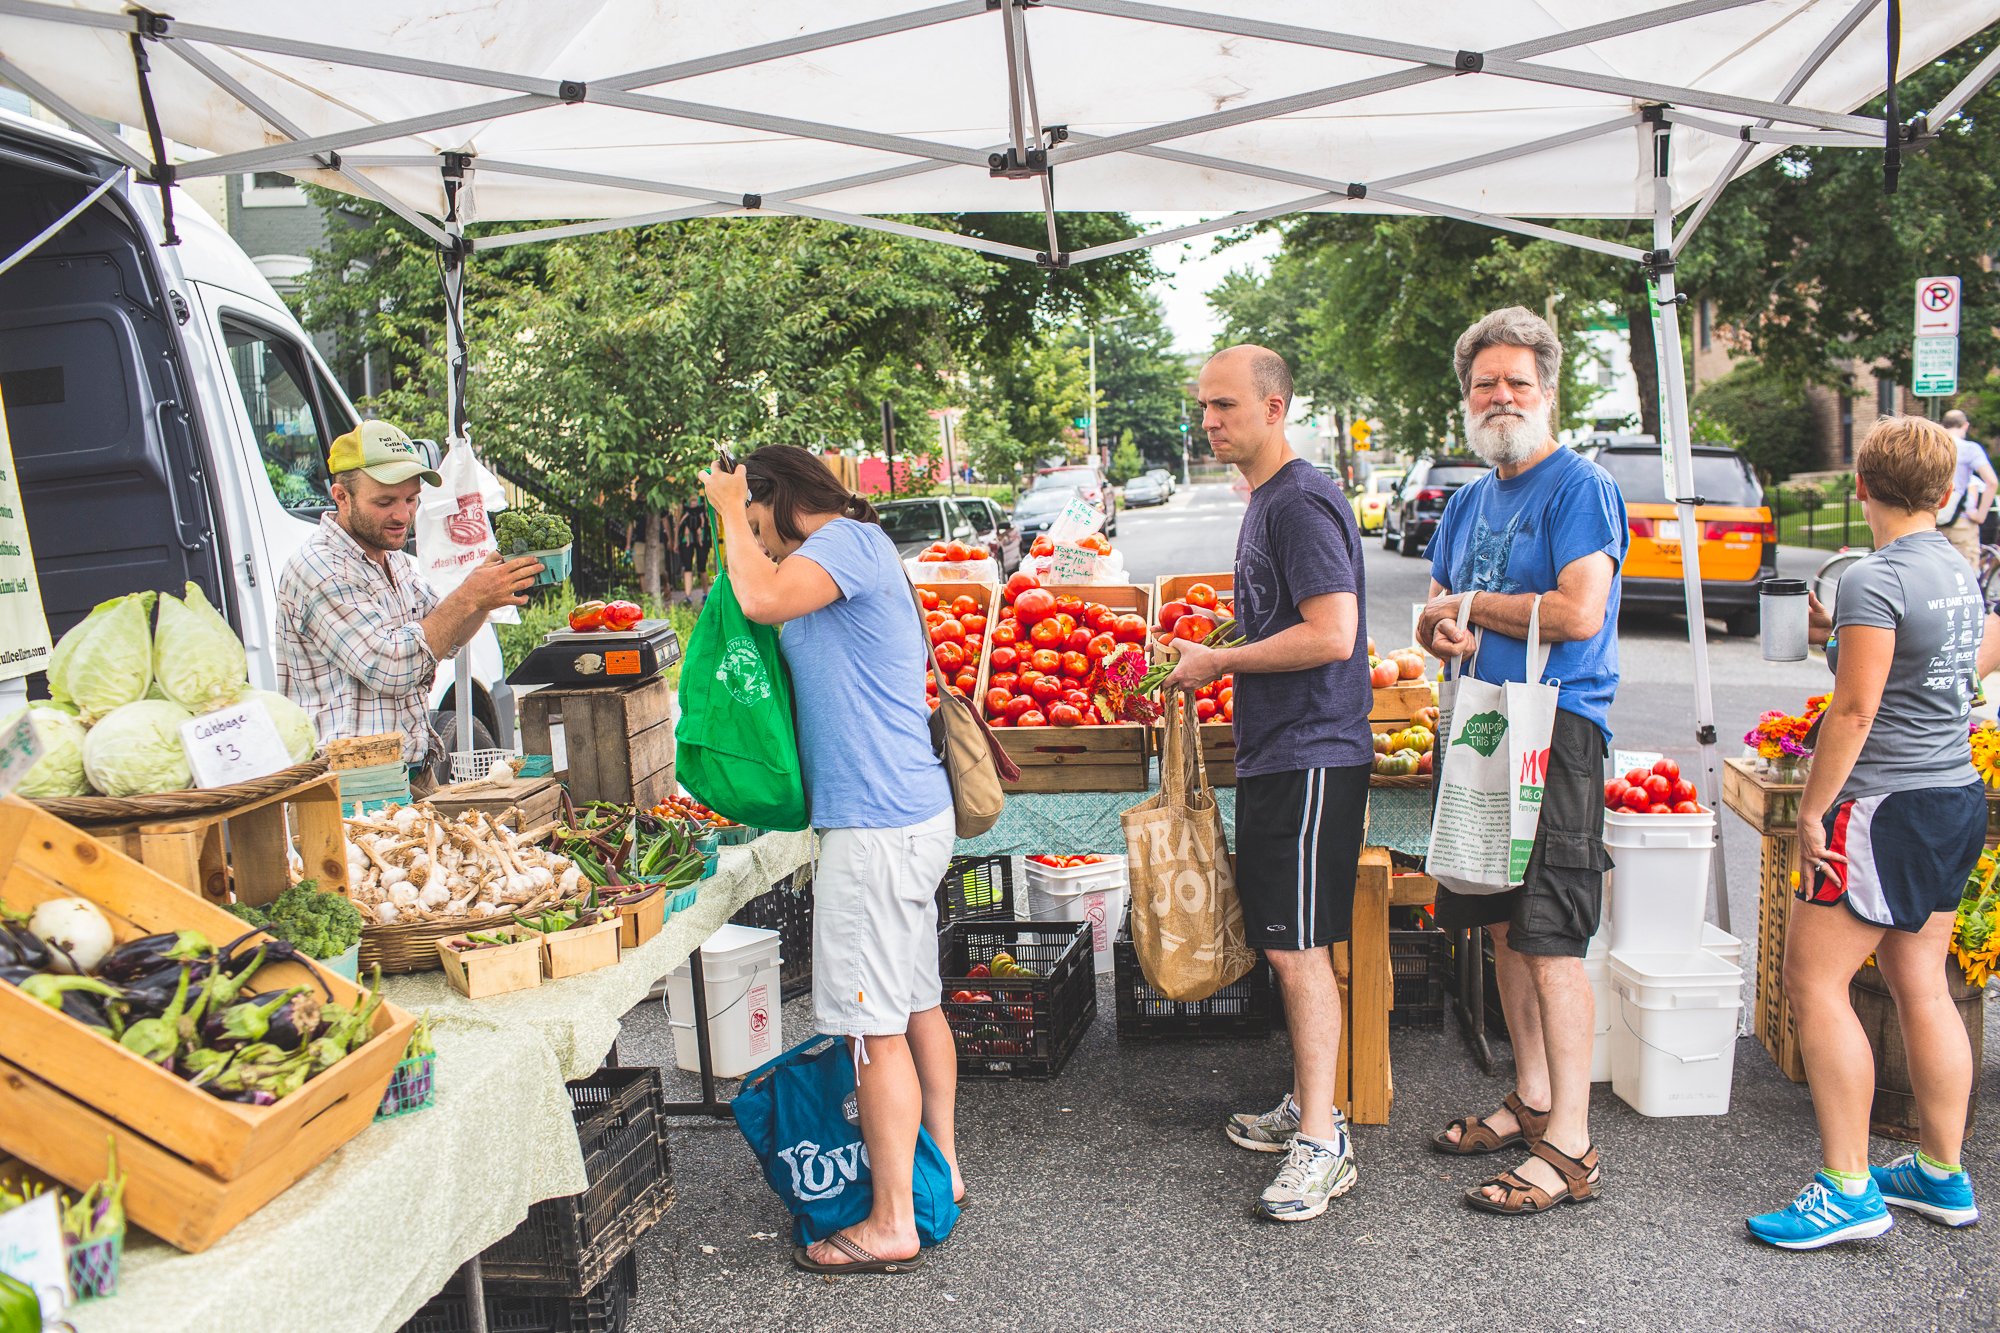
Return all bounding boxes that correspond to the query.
[181,700,293,787]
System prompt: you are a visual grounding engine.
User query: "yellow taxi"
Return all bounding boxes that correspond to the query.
[1582,440,1776,636]
[1354,469,1403,532]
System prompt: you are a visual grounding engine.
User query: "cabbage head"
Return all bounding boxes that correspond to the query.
[1,705,89,797]
[83,699,194,796]
[48,592,155,724]
[243,689,317,763]
[154,583,248,712]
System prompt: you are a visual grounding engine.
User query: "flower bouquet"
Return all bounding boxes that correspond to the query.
[1742,693,1828,780]
[1954,848,2000,989]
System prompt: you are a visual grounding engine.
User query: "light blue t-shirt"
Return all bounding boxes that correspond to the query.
[781,518,952,829]
[1428,446,1629,739]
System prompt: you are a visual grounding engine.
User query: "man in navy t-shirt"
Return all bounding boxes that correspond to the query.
[1164,345,1373,1223]
[1417,306,1626,1218]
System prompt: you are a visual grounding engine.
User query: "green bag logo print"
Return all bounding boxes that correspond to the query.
[1452,710,1507,757]
[717,635,773,706]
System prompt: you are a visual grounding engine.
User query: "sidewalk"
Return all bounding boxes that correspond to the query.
[616,975,1997,1332]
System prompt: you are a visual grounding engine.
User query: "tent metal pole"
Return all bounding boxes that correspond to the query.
[0,55,154,172]
[182,95,556,179]
[439,160,475,773]
[754,203,1048,262]
[469,203,738,251]
[590,86,992,169]
[1928,39,2000,125]
[1648,120,1730,936]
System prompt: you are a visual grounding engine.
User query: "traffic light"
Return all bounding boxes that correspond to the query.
[1179,421,1190,433]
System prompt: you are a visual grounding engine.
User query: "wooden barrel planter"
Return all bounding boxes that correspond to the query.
[1849,960,1986,1143]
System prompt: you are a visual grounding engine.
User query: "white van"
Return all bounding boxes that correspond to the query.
[0,111,515,770]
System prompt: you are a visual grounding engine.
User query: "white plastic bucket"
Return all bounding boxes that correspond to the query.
[665,923,782,1079]
[1609,949,1743,1117]
[1604,807,1715,957]
[1023,855,1128,899]
[1025,882,1128,975]
[1584,950,1613,1083]
[1701,922,1743,971]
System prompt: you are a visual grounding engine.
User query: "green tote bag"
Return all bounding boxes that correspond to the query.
[674,515,809,831]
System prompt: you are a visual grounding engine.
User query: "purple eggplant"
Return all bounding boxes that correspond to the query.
[0,963,36,987]
[201,985,315,1049]
[221,936,331,1000]
[96,931,212,984]
[0,921,50,971]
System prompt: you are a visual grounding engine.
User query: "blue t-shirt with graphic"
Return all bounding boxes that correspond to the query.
[781,518,952,829]
[1427,447,1628,739]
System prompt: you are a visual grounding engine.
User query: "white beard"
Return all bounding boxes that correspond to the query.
[1463,400,1552,468]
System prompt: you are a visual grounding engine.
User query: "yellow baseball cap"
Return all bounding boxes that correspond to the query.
[327,421,443,487]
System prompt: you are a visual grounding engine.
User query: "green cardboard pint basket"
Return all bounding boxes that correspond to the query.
[522,545,572,588]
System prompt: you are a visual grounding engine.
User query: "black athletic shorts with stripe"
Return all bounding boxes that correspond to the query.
[1234,764,1373,951]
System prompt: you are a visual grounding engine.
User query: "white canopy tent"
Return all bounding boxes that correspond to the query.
[4,0,1998,927]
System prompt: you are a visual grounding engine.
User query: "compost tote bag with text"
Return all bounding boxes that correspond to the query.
[1425,593,1559,896]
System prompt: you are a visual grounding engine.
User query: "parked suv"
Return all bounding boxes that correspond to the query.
[1032,464,1118,536]
[1384,456,1487,556]
[1581,440,1776,636]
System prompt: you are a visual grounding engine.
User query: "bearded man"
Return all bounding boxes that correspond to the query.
[1413,307,1629,1218]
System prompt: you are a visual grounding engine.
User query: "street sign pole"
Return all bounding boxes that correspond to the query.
[1913,275,1961,403]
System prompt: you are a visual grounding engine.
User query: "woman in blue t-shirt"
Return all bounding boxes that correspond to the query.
[701,446,958,1275]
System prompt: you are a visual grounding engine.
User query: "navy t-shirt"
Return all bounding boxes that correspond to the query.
[1232,458,1375,776]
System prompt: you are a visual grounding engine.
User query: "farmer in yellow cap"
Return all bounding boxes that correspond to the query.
[276,422,542,794]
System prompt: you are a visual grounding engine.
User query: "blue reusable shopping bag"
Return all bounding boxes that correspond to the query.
[732,1035,960,1248]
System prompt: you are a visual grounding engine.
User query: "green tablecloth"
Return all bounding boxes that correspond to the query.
[956,779,1431,858]
[71,830,813,1333]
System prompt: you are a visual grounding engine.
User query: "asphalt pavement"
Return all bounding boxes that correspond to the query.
[599,481,1995,1333]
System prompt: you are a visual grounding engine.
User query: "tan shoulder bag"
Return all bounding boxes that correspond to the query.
[906,578,1020,837]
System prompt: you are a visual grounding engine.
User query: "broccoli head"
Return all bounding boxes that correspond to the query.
[494,508,572,556]
[256,881,365,960]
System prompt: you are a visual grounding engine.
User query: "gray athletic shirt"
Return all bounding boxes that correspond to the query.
[1823,529,1981,802]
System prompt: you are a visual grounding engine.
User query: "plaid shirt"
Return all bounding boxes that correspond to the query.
[277,513,441,765]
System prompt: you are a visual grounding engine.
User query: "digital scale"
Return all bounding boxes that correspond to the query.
[506,618,682,688]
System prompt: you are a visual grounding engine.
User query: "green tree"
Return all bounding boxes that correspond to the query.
[1058,296,1188,467]
[1107,433,1144,485]
[1692,362,1819,482]
[959,335,1092,483]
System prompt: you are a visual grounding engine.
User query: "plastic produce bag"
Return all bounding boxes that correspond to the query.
[153,582,249,712]
[47,592,155,723]
[415,441,519,624]
[675,511,808,831]
[902,555,999,586]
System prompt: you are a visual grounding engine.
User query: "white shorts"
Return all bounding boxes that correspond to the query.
[812,806,956,1038]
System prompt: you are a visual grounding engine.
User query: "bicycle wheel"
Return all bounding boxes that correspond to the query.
[1980,545,2000,610]
[1811,550,1866,611]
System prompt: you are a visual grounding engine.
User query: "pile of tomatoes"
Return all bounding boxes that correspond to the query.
[1185,674,1233,723]
[1155,581,1233,646]
[1028,532,1114,559]
[982,572,1149,729]
[650,794,737,829]
[916,539,992,564]
[920,589,992,708]
[1369,643,1428,691]
[1027,853,1108,868]
[1605,757,1705,816]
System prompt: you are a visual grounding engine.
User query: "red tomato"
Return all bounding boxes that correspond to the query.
[989,671,1018,692]
[1195,698,1218,722]
[1016,669,1041,688]
[1030,648,1062,674]
[1220,698,1233,722]
[925,610,947,628]
[1642,774,1672,802]
[1029,620,1064,648]
[986,689,1013,716]
[1083,706,1105,725]
[1218,686,1233,709]
[568,600,608,632]
[1650,804,1674,816]
[930,619,965,645]
[1652,758,1681,784]
[1672,800,1702,815]
[1030,536,1054,557]
[1065,628,1093,653]
[955,669,978,694]
[925,672,938,695]
[1063,689,1092,708]
[1605,779,1630,808]
[1196,683,1216,700]
[927,695,941,709]
[988,714,1011,727]
[1053,613,1079,638]
[1185,582,1218,610]
[1175,613,1217,643]
[951,595,980,618]
[1016,709,1049,728]
[1004,696,1035,721]
[961,613,988,636]
[1014,588,1057,624]
[1370,661,1399,690]
[990,646,1020,672]
[934,641,967,672]
[1086,632,1117,661]
[1621,786,1653,812]
[1157,600,1191,631]
[991,621,1019,647]
[964,634,983,655]
[1113,614,1148,644]
[1005,572,1040,602]
[945,541,973,562]
[1049,703,1083,726]
[1054,595,1085,618]
[918,589,940,611]
[1088,606,1119,633]
[1672,779,1697,804]
[1623,768,1651,788]
[1028,676,1063,704]
[1061,651,1092,680]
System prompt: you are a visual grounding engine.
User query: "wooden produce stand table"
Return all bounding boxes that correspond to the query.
[62,829,815,1333]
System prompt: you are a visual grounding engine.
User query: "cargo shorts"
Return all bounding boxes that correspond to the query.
[1431,706,1611,958]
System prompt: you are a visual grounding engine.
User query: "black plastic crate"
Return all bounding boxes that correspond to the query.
[939,919,1094,1080]
[730,865,813,1000]
[401,1253,637,1333]
[1112,932,1278,1038]
[479,1068,674,1294]
[1389,928,1449,1029]
[936,854,1015,929]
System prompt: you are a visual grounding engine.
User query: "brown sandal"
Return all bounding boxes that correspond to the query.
[1464,1140,1602,1215]
[1429,1092,1550,1155]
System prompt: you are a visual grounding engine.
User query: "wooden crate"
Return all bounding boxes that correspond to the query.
[1369,680,1436,722]
[82,770,349,908]
[325,733,404,771]
[1154,572,1234,618]
[1143,579,1236,786]
[917,581,999,705]
[1332,847,1392,1125]
[996,584,1154,793]
[0,795,413,1252]
[521,676,675,809]
[1721,757,1801,835]
[427,773,566,829]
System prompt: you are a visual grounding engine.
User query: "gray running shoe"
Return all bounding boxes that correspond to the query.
[1259,1126,1357,1222]
[1226,1092,1302,1152]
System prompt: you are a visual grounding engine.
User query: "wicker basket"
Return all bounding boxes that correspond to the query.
[360,913,510,975]
[30,757,330,825]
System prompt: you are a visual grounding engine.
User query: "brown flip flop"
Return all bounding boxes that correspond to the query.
[1429,1091,1550,1155]
[793,1229,925,1275]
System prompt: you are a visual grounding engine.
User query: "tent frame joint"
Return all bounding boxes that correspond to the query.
[559,79,586,104]
[1035,250,1068,270]
[1640,102,1670,124]
[131,7,171,41]
[1345,181,1367,200]
[741,193,762,210]
[1641,247,1676,279]
[1453,49,1483,74]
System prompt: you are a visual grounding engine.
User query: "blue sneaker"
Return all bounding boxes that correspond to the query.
[1871,1154,1979,1228]
[1746,1174,1893,1250]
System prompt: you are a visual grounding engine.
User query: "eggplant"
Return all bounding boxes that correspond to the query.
[202,985,313,1049]
[96,931,211,984]
[0,964,36,987]
[119,965,193,1066]
[221,937,331,1000]
[0,922,50,972]
[256,988,322,1051]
